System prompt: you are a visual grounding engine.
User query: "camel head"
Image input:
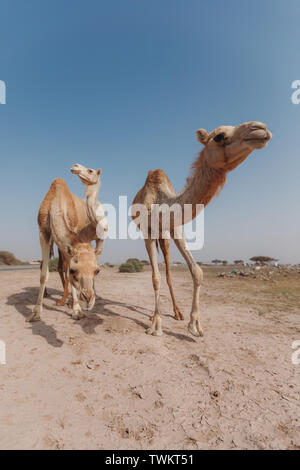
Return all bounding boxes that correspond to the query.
[71,164,101,185]
[67,243,100,311]
[196,121,272,171]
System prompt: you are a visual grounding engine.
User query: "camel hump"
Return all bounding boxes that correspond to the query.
[50,177,69,192]
[146,169,171,185]
[38,178,72,230]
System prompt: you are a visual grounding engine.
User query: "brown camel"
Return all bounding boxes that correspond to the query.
[47,165,109,308]
[54,164,108,308]
[132,121,272,337]
[29,166,107,322]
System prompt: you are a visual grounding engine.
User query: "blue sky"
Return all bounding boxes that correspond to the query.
[0,0,299,264]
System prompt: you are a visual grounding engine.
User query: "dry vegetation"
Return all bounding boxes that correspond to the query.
[0,251,21,265]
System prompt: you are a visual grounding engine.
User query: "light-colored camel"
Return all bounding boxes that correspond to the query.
[29,166,107,322]
[55,164,109,307]
[70,163,108,248]
[132,121,272,337]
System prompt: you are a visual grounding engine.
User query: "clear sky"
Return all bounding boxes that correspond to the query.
[0,0,299,264]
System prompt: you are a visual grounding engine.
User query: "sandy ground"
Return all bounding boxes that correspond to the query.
[0,265,299,450]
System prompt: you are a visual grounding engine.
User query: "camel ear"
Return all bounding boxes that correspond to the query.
[97,169,102,176]
[196,129,209,144]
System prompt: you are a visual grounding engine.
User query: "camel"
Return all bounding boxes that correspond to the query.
[132,121,272,337]
[54,164,108,307]
[28,165,107,322]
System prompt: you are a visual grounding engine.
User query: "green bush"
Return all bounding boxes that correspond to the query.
[119,259,144,273]
[49,257,59,272]
[119,262,136,273]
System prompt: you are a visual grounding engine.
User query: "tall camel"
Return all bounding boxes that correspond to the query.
[132,121,272,337]
[54,164,109,307]
[29,166,107,322]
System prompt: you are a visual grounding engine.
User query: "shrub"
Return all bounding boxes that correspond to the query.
[126,258,140,264]
[0,251,21,265]
[250,256,278,265]
[119,262,136,273]
[119,259,144,273]
[49,257,59,272]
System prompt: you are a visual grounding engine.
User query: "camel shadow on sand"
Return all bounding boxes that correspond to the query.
[6,287,65,348]
[6,286,196,347]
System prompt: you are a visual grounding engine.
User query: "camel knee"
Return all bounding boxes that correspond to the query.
[40,273,48,284]
[152,276,160,291]
[192,265,203,287]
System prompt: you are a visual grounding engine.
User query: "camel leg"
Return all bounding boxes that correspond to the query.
[70,284,85,320]
[56,277,70,306]
[27,232,50,322]
[57,250,65,290]
[56,253,70,306]
[145,238,163,336]
[172,229,203,337]
[40,260,49,298]
[159,238,184,320]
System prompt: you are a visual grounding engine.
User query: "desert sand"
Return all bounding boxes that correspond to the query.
[0,265,299,450]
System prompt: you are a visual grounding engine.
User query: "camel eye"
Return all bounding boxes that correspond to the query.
[70,269,77,275]
[95,268,101,276]
[88,169,93,174]
[214,133,225,143]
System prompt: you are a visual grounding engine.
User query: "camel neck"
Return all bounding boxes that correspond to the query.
[170,151,227,211]
[84,181,100,201]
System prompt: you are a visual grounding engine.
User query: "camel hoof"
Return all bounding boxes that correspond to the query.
[174,313,184,321]
[26,312,41,322]
[188,321,204,337]
[146,328,163,336]
[72,311,85,320]
[152,330,163,336]
[174,307,184,321]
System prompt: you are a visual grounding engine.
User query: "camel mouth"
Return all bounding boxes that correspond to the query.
[70,166,81,175]
[79,295,95,311]
[79,175,95,185]
[71,167,94,185]
[244,129,272,147]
